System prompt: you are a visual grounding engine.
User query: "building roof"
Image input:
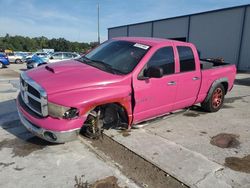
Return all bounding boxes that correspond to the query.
[108,4,250,30]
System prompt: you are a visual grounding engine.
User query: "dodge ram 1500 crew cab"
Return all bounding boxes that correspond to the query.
[16,37,236,143]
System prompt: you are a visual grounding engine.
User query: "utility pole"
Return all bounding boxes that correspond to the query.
[97,3,100,44]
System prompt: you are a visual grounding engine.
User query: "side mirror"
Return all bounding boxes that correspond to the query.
[144,66,163,78]
[49,56,53,60]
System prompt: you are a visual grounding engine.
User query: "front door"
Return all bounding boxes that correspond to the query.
[132,46,178,123]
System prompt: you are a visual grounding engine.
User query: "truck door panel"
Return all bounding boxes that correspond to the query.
[133,46,178,123]
[172,45,201,110]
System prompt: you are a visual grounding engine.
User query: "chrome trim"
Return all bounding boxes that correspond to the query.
[20,72,48,116]
[192,77,200,81]
[167,81,176,86]
[27,92,41,102]
[17,105,80,143]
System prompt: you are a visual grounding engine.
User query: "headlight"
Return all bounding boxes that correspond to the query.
[48,102,79,119]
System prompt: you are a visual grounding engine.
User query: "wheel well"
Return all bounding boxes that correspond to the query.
[221,82,228,94]
[204,79,229,103]
[87,103,129,128]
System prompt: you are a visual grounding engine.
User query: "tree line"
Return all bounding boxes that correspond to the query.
[0,34,99,53]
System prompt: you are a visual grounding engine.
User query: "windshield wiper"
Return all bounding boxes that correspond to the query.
[77,56,92,64]
[77,57,124,75]
[89,59,124,75]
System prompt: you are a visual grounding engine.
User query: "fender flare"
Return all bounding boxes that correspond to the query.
[203,77,228,103]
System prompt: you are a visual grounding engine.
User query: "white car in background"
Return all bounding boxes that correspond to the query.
[7,52,25,64]
[48,52,81,63]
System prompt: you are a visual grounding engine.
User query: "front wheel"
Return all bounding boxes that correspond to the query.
[81,105,122,139]
[201,84,225,112]
[1,63,7,68]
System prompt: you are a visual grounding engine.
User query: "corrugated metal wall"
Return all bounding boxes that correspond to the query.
[108,5,250,70]
[188,7,244,65]
[238,6,250,70]
[153,17,189,39]
[128,22,152,37]
[108,26,127,38]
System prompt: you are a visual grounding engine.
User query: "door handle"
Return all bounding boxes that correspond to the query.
[192,77,200,81]
[168,81,176,86]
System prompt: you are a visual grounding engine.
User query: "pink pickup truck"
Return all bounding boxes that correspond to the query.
[17,37,236,143]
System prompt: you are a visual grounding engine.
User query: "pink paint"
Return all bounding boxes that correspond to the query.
[18,37,236,132]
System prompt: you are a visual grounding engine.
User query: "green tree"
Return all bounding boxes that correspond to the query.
[0,34,92,53]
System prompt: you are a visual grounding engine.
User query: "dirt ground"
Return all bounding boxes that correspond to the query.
[86,135,187,188]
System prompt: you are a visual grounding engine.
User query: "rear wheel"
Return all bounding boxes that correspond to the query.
[15,59,22,64]
[201,84,225,112]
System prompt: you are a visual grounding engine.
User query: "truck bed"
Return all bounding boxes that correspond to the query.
[196,58,236,105]
[200,59,231,70]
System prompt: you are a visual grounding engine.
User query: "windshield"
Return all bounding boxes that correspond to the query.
[78,40,150,75]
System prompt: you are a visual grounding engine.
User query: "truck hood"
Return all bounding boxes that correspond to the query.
[27,60,126,95]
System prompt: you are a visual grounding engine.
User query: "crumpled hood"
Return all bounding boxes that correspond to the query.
[27,60,125,95]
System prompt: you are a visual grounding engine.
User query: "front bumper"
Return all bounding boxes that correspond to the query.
[16,96,82,143]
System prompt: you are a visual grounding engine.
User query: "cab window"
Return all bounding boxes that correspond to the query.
[177,46,195,72]
[147,47,175,75]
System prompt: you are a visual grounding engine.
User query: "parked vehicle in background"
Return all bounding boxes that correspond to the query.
[0,53,10,68]
[26,55,47,69]
[7,52,25,64]
[16,37,236,143]
[48,52,80,63]
[25,52,49,62]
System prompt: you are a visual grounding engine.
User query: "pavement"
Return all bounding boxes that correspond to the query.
[1,64,250,188]
[0,65,139,188]
[105,74,250,188]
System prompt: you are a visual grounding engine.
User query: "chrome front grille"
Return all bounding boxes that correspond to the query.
[20,72,48,117]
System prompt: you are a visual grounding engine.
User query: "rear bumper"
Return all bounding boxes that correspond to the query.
[16,95,84,143]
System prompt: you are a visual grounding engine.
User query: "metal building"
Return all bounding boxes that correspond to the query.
[108,5,250,71]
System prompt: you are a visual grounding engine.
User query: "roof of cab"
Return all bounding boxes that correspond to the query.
[113,37,189,47]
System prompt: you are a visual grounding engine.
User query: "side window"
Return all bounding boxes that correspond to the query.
[52,53,62,59]
[63,53,73,59]
[147,47,175,75]
[177,46,195,72]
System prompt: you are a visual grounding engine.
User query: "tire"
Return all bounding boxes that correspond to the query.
[1,62,7,68]
[15,59,22,64]
[201,84,225,112]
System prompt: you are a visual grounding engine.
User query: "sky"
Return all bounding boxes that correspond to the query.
[0,0,249,43]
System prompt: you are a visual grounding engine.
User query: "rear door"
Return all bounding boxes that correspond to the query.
[172,45,201,110]
[133,46,178,123]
